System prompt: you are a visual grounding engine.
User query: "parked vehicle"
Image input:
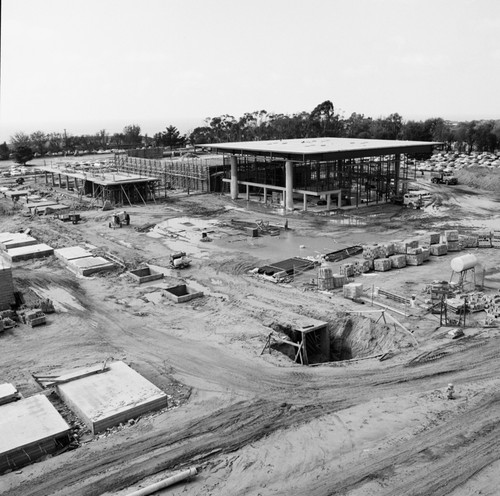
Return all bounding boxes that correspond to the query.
[431,171,458,185]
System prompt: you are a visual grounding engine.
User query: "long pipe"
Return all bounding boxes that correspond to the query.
[126,467,198,496]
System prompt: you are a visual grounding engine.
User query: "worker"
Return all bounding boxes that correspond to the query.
[446,383,455,400]
[124,212,130,225]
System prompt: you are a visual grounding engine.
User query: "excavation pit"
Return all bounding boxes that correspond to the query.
[129,266,164,284]
[164,284,204,303]
[268,314,409,365]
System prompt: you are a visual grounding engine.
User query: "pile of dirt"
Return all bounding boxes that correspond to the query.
[330,314,411,360]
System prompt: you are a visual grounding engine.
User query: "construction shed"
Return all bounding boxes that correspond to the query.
[196,137,442,210]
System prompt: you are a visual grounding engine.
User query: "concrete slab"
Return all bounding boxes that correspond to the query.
[0,232,16,244]
[54,246,93,262]
[57,361,168,434]
[1,235,38,251]
[0,394,70,473]
[0,383,20,406]
[6,243,54,262]
[66,256,115,276]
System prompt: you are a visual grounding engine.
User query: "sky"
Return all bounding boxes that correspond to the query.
[1,0,499,142]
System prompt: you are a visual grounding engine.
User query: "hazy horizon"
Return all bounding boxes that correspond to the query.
[2,0,499,143]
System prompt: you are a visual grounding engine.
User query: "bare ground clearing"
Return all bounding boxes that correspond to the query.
[1,173,500,496]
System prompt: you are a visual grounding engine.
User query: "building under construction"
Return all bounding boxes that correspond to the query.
[35,138,440,208]
[196,137,442,210]
[35,164,159,206]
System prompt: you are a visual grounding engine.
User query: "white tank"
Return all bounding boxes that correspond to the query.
[450,254,478,272]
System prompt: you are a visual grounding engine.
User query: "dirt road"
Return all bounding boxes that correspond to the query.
[2,176,500,496]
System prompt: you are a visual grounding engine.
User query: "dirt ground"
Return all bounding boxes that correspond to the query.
[2,166,500,496]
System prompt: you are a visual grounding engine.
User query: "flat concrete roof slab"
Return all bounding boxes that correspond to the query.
[199,137,441,160]
[54,246,93,261]
[6,243,54,262]
[66,256,115,276]
[57,361,167,433]
[0,394,70,458]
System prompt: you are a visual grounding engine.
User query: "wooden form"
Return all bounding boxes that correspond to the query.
[114,155,216,195]
[261,320,329,366]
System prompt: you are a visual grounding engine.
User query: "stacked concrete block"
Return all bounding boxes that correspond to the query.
[444,230,459,242]
[0,260,15,311]
[421,246,431,261]
[340,263,355,277]
[458,234,478,248]
[343,282,364,299]
[407,246,423,255]
[429,232,441,244]
[332,274,347,288]
[317,267,334,290]
[393,240,409,254]
[380,243,395,257]
[389,254,407,268]
[430,243,448,256]
[406,253,424,266]
[355,260,372,273]
[362,245,384,260]
[447,241,461,252]
[374,258,392,272]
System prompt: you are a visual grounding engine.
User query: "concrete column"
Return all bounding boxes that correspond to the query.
[263,187,267,204]
[285,160,294,210]
[303,194,307,211]
[394,153,401,195]
[230,155,238,200]
[326,194,331,210]
[337,191,342,208]
[246,184,250,200]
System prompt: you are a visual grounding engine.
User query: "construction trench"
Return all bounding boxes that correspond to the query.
[5,148,500,495]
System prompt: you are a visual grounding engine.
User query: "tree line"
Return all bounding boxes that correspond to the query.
[2,101,500,164]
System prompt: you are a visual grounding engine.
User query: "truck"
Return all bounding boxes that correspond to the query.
[431,171,458,185]
[392,190,432,209]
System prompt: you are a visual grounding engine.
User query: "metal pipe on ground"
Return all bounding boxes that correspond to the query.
[125,467,198,496]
